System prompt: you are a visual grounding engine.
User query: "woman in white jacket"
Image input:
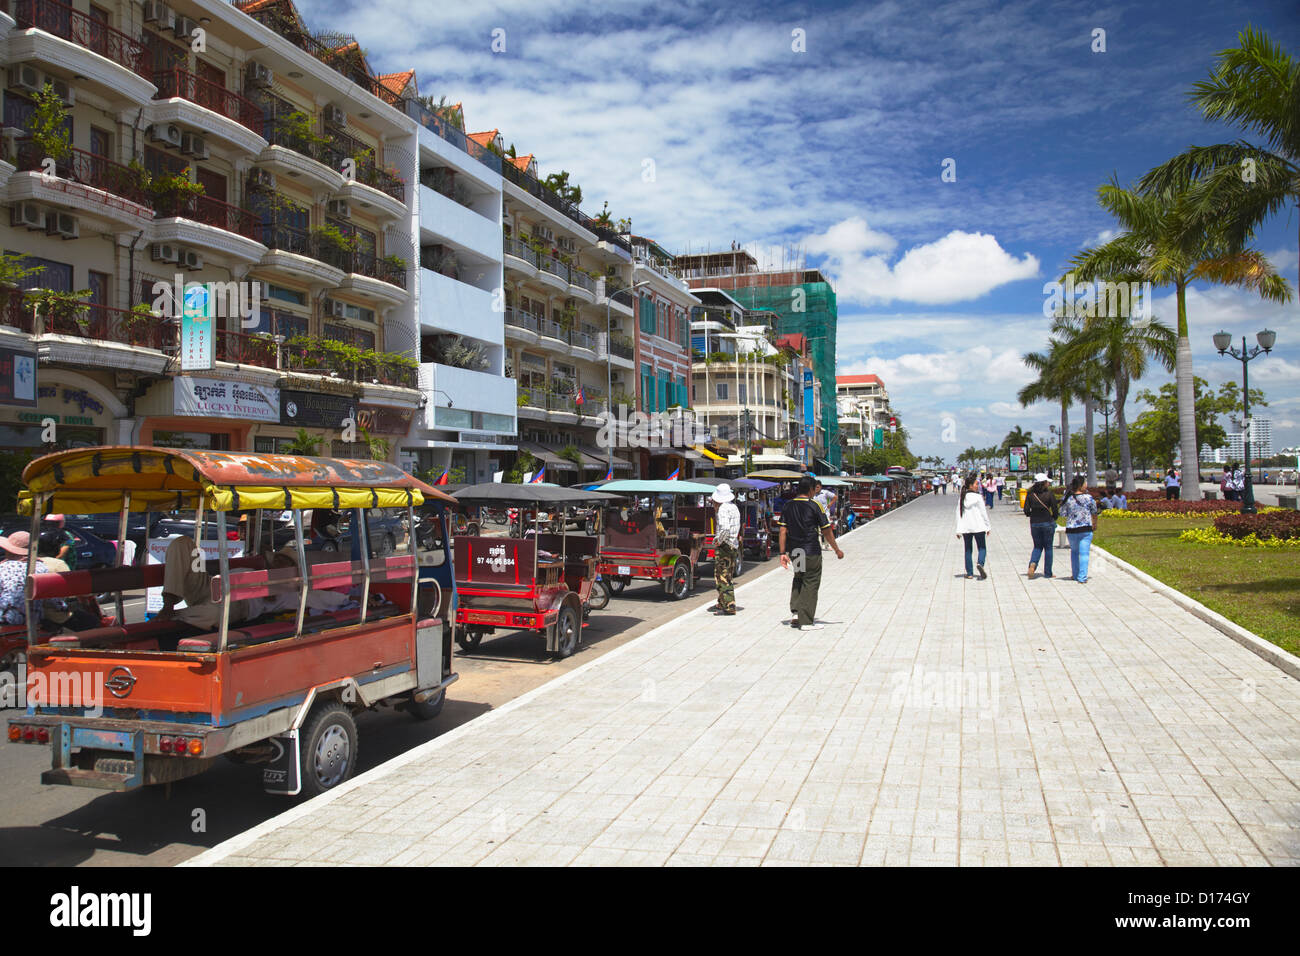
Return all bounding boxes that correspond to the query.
[955,473,992,579]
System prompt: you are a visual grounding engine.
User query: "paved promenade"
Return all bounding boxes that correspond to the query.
[190,493,1300,866]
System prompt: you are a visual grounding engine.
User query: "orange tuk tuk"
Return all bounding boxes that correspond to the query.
[6,447,459,797]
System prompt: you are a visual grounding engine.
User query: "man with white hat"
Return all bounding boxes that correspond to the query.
[709,483,740,615]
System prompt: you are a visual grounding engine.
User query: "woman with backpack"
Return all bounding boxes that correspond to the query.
[1063,475,1099,583]
[955,473,992,580]
[1022,473,1058,579]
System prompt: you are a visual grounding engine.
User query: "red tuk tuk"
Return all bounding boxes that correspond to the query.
[596,480,716,600]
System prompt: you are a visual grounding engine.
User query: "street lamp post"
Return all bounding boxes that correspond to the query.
[1213,328,1276,515]
[605,279,650,477]
[1091,386,1113,470]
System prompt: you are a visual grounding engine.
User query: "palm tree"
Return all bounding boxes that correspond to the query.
[284,428,325,456]
[1060,310,1176,493]
[1139,28,1300,285]
[1049,309,1111,486]
[1068,180,1290,500]
[1019,338,1083,485]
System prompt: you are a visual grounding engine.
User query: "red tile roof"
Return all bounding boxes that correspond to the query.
[378,70,415,97]
[775,333,806,354]
[468,129,499,148]
[509,154,534,171]
[837,374,883,386]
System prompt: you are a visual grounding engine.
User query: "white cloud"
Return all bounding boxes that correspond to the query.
[807,221,1040,305]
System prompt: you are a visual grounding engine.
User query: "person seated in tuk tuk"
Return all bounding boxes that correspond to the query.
[36,530,103,631]
[0,532,51,629]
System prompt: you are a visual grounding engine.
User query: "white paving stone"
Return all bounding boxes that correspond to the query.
[188,494,1300,867]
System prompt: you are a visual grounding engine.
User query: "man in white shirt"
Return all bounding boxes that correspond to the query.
[710,484,740,616]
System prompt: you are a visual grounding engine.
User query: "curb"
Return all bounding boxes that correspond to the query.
[1091,542,1300,682]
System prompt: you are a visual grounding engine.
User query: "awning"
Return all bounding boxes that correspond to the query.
[518,441,578,471]
[578,445,632,471]
[693,445,727,463]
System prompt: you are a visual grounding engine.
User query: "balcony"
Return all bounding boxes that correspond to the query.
[337,176,408,222]
[6,298,175,374]
[418,362,517,429]
[418,186,502,262]
[536,254,569,292]
[337,251,410,304]
[503,238,538,278]
[7,0,154,105]
[149,68,267,155]
[327,130,405,205]
[7,140,154,229]
[256,222,347,286]
[503,308,541,343]
[254,102,347,192]
[152,193,266,263]
[596,332,636,370]
[282,341,418,389]
[419,270,501,342]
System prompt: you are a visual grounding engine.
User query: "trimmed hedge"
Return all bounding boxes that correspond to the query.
[1128,499,1254,514]
[1213,510,1300,542]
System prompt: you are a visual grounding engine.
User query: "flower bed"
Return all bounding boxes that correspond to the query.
[1212,510,1300,541]
[1128,499,1254,514]
[1178,527,1300,548]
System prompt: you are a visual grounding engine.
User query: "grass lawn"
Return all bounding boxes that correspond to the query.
[1091,515,1300,657]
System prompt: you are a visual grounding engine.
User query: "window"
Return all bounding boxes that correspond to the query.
[716,382,728,401]
[677,374,687,408]
[268,285,305,306]
[144,145,187,179]
[324,323,375,350]
[641,363,656,413]
[6,254,72,293]
[639,296,655,335]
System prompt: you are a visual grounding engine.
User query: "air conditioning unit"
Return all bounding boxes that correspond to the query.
[324,105,347,128]
[180,132,208,159]
[148,123,183,149]
[536,226,554,243]
[180,249,203,271]
[245,61,273,89]
[7,65,43,95]
[10,202,46,231]
[151,242,179,264]
[557,237,576,253]
[323,298,345,317]
[46,211,79,239]
[173,16,200,40]
[327,199,350,218]
[46,78,75,107]
[142,1,173,27]
[248,168,276,190]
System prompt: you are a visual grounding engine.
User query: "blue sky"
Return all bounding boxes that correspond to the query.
[302,0,1300,459]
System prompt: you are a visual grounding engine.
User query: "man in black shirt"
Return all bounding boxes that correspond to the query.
[778,476,844,631]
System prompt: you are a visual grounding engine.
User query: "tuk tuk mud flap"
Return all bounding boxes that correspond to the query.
[262,730,301,796]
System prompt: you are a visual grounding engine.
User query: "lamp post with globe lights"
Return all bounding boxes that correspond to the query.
[1213,328,1276,514]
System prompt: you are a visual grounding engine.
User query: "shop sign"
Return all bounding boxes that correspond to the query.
[0,347,37,407]
[357,404,414,436]
[281,389,356,430]
[175,377,279,423]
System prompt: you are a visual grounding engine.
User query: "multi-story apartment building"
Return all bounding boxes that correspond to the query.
[0,0,421,458]
[400,102,516,483]
[677,248,839,469]
[690,289,805,463]
[493,141,638,483]
[837,373,891,451]
[627,235,705,479]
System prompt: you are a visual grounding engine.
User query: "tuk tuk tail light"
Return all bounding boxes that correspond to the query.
[7,725,19,742]
[188,738,203,756]
[22,726,35,742]
[173,736,188,754]
[159,735,172,752]
[36,727,49,744]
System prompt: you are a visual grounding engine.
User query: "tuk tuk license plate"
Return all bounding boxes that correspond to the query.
[617,566,630,576]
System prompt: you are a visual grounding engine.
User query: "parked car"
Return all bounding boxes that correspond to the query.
[0,518,118,570]
[63,513,150,554]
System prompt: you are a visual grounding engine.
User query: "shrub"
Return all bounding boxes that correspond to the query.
[1128,499,1254,514]
[1212,511,1300,542]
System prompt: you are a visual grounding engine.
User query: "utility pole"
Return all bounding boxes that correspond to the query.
[743,407,753,475]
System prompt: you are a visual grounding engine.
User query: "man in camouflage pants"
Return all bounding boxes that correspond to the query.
[710,484,740,615]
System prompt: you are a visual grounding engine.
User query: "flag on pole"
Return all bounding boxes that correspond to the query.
[574,386,585,406]
[604,465,613,482]
[529,465,546,484]
[666,467,680,481]
[435,468,449,485]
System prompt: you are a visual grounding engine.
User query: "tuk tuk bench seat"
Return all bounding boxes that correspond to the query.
[46,618,181,650]
[178,603,410,652]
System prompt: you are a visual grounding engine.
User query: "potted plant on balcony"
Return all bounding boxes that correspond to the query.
[149,173,205,218]
[312,223,358,270]
[120,303,163,347]
[27,288,92,336]
[27,83,71,168]
[381,253,407,274]
[274,110,329,156]
[0,254,43,329]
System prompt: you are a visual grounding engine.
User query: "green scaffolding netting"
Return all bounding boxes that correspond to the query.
[722,282,840,467]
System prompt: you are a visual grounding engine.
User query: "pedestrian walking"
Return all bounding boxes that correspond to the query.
[956,474,991,580]
[1022,472,1058,579]
[982,474,996,509]
[941,475,948,495]
[996,474,1005,501]
[1164,467,1180,500]
[708,483,740,615]
[778,475,844,631]
[1063,475,1099,583]
[1229,462,1245,501]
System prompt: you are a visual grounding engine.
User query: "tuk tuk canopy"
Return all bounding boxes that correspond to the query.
[451,483,622,505]
[598,479,718,495]
[17,447,451,515]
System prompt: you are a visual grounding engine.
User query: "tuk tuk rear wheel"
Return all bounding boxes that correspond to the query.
[406,687,445,721]
[553,605,579,658]
[587,578,611,611]
[669,562,690,600]
[608,577,627,594]
[457,629,483,652]
[300,702,357,796]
